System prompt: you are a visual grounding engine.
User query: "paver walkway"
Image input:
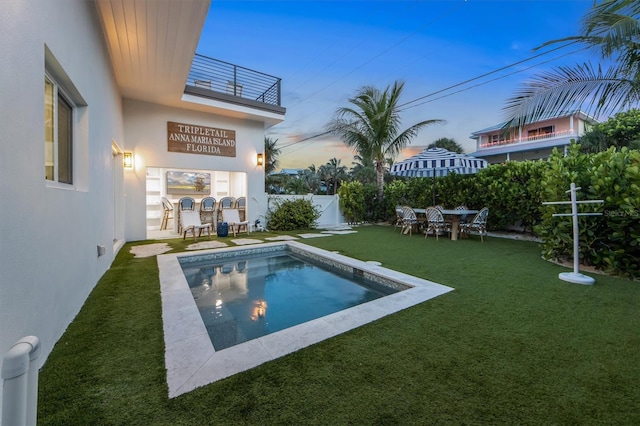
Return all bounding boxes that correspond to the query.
[132,229,354,258]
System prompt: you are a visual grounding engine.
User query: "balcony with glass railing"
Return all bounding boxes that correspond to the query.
[184,54,284,114]
[478,129,577,149]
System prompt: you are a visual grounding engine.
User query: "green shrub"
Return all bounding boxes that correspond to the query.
[383,179,409,219]
[362,183,386,222]
[267,198,321,231]
[338,181,365,224]
[471,161,548,232]
[538,145,640,278]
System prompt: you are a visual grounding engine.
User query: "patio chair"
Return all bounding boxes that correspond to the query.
[217,196,235,223]
[400,206,419,236]
[199,197,216,227]
[222,208,249,237]
[394,206,405,232]
[178,196,196,210]
[180,210,212,242]
[178,197,196,234]
[424,207,450,240]
[460,207,489,242]
[234,196,247,221]
[454,205,469,224]
[160,197,174,231]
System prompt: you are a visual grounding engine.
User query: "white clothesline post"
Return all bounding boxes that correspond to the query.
[542,182,603,285]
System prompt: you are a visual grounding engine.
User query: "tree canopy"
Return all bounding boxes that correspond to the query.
[427,137,464,153]
[579,108,640,152]
[264,136,280,175]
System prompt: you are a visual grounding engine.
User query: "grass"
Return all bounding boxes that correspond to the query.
[38,225,640,424]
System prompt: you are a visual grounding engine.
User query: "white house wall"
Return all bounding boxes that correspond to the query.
[0,0,125,409]
[122,99,268,241]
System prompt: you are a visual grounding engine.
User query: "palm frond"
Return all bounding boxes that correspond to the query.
[505,0,640,131]
[585,15,640,59]
[385,119,445,159]
[583,0,640,34]
[535,0,640,58]
[503,62,640,129]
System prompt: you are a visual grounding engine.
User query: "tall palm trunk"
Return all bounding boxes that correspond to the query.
[376,161,385,200]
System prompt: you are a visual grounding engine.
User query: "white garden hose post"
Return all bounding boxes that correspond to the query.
[542,183,603,285]
[1,336,41,426]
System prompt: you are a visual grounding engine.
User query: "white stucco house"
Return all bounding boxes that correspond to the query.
[0,0,286,410]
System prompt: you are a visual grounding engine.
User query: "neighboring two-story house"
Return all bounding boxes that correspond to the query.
[469,111,597,163]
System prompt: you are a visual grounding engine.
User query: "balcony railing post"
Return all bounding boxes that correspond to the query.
[277,79,281,106]
[233,65,237,95]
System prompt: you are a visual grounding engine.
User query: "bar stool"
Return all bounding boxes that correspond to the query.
[178,197,195,234]
[160,197,174,231]
[217,196,235,223]
[234,197,246,221]
[199,197,216,228]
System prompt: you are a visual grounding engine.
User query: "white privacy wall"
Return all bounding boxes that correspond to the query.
[0,0,125,414]
[267,195,347,228]
[122,99,269,241]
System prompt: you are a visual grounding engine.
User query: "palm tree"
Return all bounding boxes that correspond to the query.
[264,136,280,175]
[427,137,464,153]
[327,80,444,200]
[349,154,376,185]
[504,0,640,129]
[301,165,322,194]
[319,158,348,195]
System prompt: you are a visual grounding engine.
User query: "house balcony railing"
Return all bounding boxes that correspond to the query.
[185,54,282,108]
[478,129,577,149]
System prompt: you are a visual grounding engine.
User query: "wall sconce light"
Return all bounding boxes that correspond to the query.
[123,152,134,169]
[257,153,264,166]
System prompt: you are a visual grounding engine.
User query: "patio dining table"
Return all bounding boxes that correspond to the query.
[414,208,478,241]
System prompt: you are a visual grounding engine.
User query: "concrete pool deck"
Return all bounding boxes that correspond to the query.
[157,241,454,398]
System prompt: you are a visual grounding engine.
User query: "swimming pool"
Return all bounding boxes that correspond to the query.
[181,247,401,351]
[158,241,453,397]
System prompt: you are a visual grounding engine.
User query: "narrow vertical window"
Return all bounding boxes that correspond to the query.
[44,75,74,184]
[57,95,73,183]
[45,77,55,180]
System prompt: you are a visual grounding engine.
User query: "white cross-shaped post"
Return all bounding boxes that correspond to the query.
[542,183,603,285]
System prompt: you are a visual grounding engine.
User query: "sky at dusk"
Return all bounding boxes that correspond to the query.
[196,0,596,171]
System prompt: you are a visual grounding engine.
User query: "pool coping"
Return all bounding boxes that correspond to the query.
[158,241,454,398]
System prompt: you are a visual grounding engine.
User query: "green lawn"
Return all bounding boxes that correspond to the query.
[38,226,640,425]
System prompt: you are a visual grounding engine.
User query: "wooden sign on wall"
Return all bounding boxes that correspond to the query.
[167,121,236,157]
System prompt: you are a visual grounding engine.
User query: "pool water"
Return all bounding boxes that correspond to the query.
[181,252,398,350]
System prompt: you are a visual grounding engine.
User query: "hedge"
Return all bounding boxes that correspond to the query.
[351,144,639,277]
[537,145,640,278]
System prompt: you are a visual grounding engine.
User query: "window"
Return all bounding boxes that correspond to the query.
[45,75,74,184]
[490,134,506,144]
[527,125,554,138]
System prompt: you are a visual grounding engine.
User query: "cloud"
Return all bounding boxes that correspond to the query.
[397,145,428,162]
